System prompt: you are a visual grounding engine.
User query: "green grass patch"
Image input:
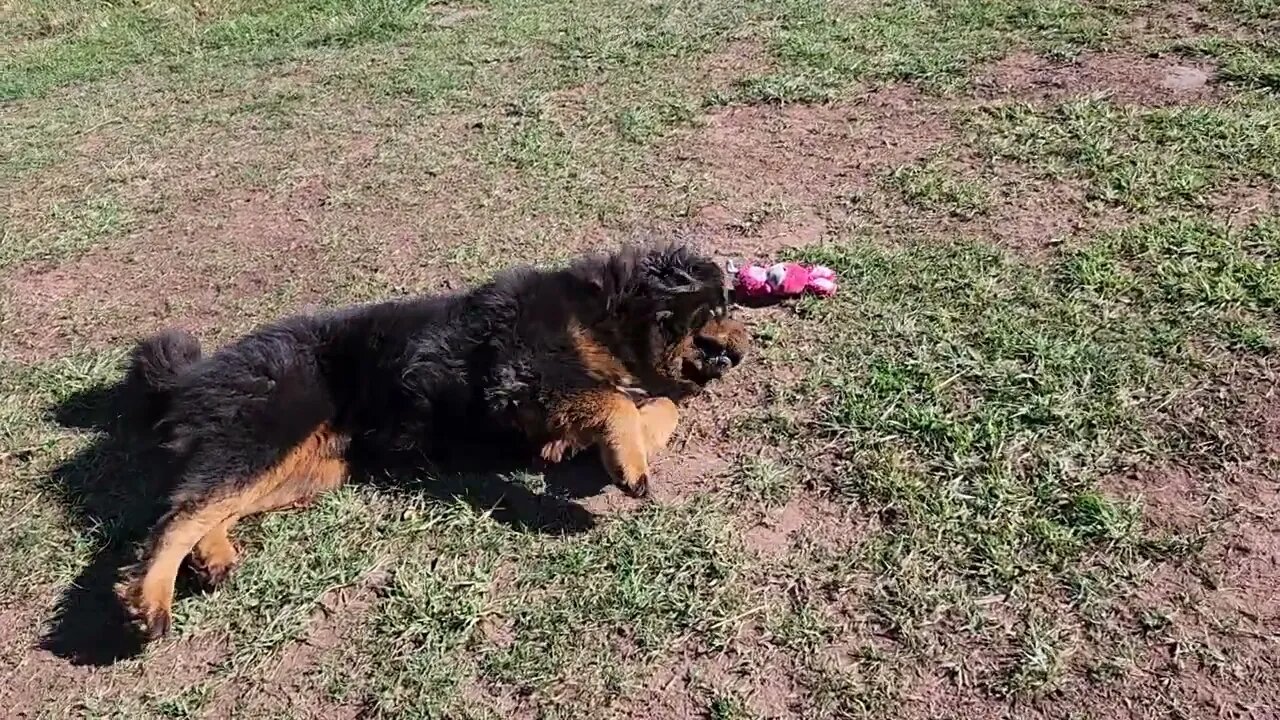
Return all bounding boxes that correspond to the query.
[483,501,748,697]
[0,0,434,101]
[884,158,992,218]
[735,455,797,507]
[733,0,1135,101]
[1176,36,1280,92]
[1,194,129,270]
[969,99,1280,210]
[769,215,1278,691]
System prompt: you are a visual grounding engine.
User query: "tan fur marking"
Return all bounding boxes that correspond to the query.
[121,425,350,637]
[543,389,650,495]
[540,397,679,473]
[570,321,637,386]
[597,393,648,493]
[662,333,696,382]
[699,316,750,359]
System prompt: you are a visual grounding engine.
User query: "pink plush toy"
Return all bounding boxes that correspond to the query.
[731,261,837,300]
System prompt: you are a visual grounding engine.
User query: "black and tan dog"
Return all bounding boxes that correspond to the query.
[116,244,748,640]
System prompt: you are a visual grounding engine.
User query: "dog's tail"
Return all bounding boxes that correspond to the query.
[124,328,202,432]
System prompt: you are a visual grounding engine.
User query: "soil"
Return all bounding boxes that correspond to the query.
[975,51,1222,106]
[664,62,1156,260]
[667,85,954,257]
[1085,374,1280,719]
[3,188,345,362]
[204,569,392,719]
[0,596,229,719]
[741,495,859,559]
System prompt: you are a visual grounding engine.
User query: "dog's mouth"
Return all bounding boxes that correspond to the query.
[682,336,743,385]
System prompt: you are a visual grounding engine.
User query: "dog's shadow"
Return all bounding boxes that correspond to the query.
[39,381,614,667]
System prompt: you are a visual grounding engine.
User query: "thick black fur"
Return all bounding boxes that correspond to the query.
[130,244,736,507]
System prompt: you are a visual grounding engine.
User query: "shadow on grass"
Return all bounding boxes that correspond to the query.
[39,380,614,667]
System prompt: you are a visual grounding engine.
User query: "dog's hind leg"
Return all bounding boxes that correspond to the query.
[189,427,350,590]
[121,426,350,639]
[117,498,239,640]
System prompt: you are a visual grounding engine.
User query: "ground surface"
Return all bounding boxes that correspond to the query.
[1,1,1278,718]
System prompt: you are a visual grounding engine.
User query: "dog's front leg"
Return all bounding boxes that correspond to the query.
[637,397,679,454]
[546,389,661,497]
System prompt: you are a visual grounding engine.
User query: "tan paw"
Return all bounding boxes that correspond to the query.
[618,472,650,499]
[190,551,239,590]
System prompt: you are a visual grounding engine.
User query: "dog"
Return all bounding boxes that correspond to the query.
[114,244,749,640]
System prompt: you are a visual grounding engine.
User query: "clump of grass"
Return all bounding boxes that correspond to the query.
[708,691,756,720]
[482,501,748,699]
[362,502,508,717]
[618,100,698,143]
[968,99,1280,211]
[1001,611,1073,697]
[736,456,796,507]
[1059,216,1280,332]
[1175,36,1280,92]
[0,0,432,101]
[0,194,128,270]
[730,0,1132,101]
[884,158,991,218]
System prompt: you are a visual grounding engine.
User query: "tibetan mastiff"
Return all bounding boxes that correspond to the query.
[115,244,748,640]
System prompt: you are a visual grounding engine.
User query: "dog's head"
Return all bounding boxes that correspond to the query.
[571,243,750,395]
[628,245,750,393]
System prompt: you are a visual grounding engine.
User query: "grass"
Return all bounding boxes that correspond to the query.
[731,0,1135,101]
[1161,1,1280,92]
[0,0,433,102]
[3,0,1280,717]
[767,216,1277,692]
[735,456,797,506]
[0,194,129,270]
[969,98,1280,211]
[1178,36,1280,92]
[883,157,992,218]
